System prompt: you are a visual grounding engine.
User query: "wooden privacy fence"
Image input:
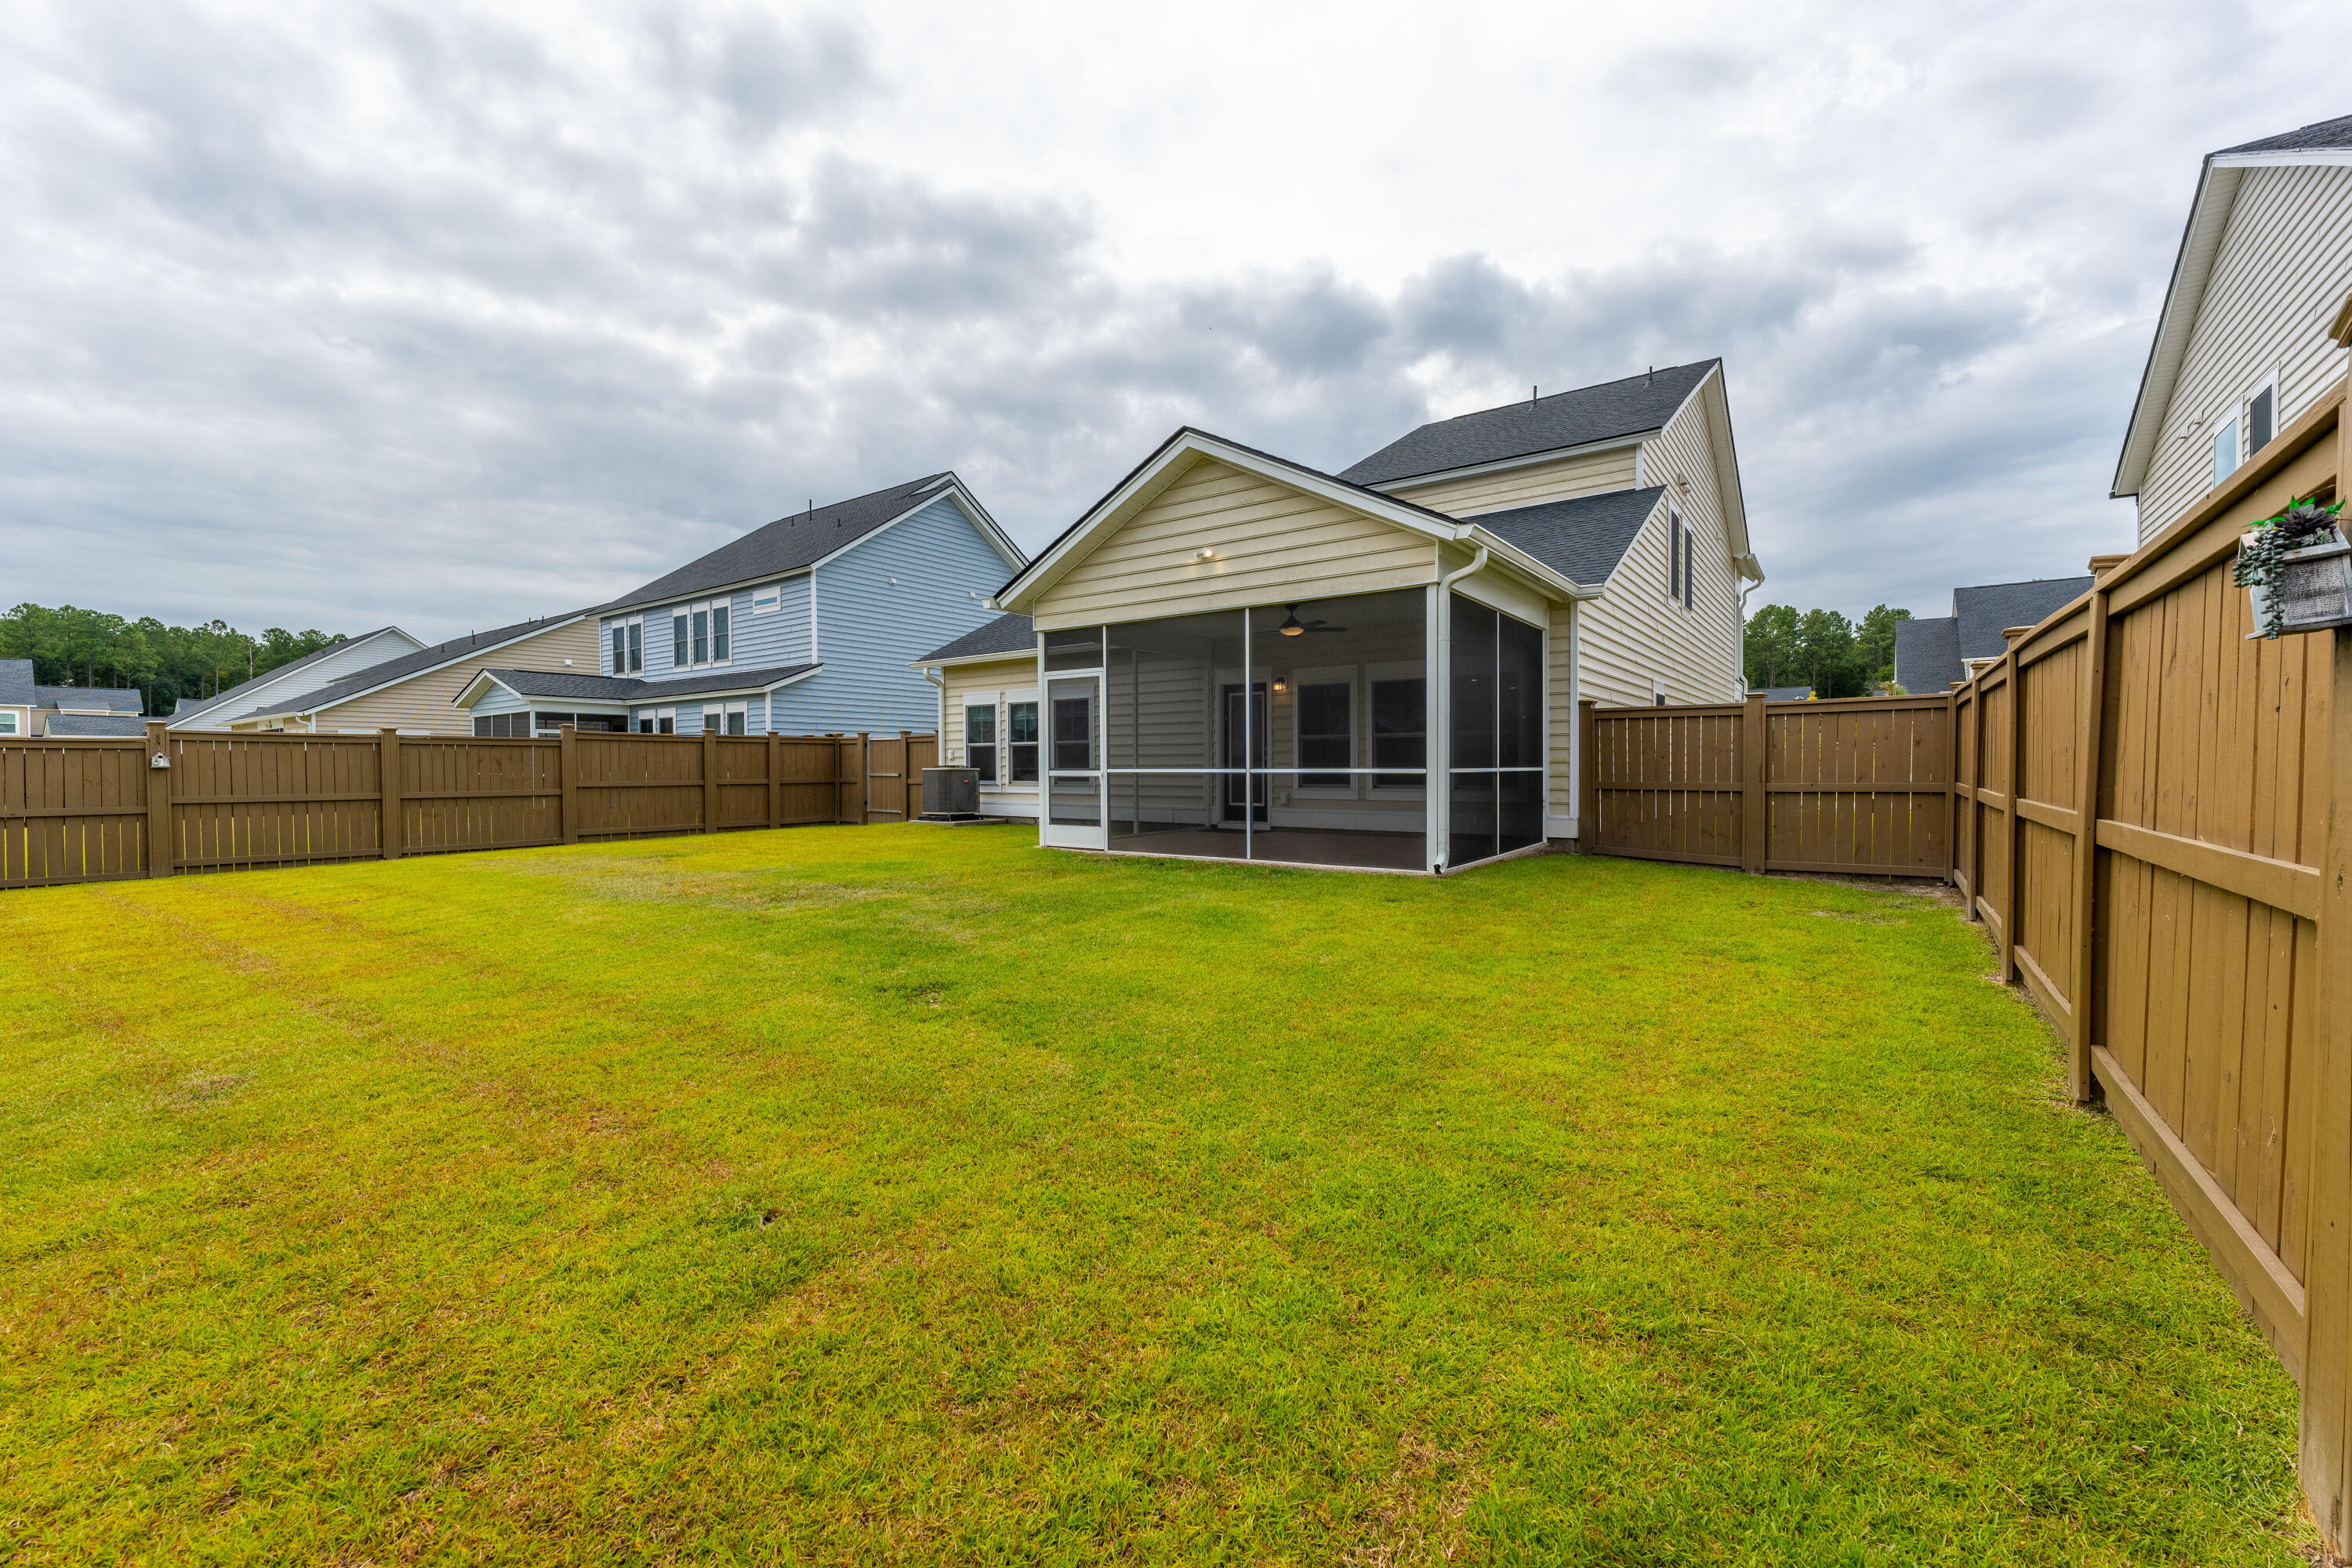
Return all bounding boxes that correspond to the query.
[1578,691,1955,877]
[0,724,938,889]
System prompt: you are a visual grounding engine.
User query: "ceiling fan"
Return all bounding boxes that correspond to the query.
[1276,604,1348,636]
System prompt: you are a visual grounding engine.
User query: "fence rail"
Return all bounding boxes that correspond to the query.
[0,725,937,889]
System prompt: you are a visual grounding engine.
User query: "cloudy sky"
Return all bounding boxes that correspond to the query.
[5,0,2349,641]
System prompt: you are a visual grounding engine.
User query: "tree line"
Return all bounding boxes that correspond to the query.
[1,604,347,717]
[1743,603,1912,698]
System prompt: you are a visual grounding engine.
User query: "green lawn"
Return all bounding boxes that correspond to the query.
[0,826,2313,1564]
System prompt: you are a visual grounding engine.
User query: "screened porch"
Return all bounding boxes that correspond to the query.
[1036,586,1548,874]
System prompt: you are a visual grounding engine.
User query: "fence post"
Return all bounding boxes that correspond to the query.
[1998,644,2022,984]
[768,731,781,831]
[1577,700,1598,854]
[858,731,871,826]
[143,721,173,878]
[379,728,402,860]
[2066,590,2111,1104]
[702,726,717,833]
[560,724,579,845]
[1740,691,1767,874]
[2300,626,2352,1549]
[898,730,913,821]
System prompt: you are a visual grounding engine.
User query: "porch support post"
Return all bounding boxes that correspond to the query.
[1425,583,1445,873]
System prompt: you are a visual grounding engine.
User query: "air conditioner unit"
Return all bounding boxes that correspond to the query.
[919,767,981,820]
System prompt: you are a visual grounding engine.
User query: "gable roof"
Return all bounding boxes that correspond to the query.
[36,685,143,713]
[601,474,1023,617]
[1468,488,1664,587]
[168,626,416,726]
[1892,615,1963,692]
[457,663,821,707]
[1953,577,2093,661]
[1340,361,1719,488]
[996,427,1605,615]
[916,612,1035,665]
[2113,112,2352,497]
[229,612,590,721]
[45,713,150,738]
[0,659,36,706]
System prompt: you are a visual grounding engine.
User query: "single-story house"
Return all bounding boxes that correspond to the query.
[914,361,1762,873]
[456,472,1022,738]
[1892,575,2094,692]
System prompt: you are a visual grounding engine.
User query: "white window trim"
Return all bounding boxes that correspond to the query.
[637,706,678,735]
[750,583,783,615]
[1287,665,1360,798]
[668,599,735,671]
[963,698,1001,785]
[1364,659,1428,800]
[1003,690,1040,792]
[0,710,21,735]
[702,700,750,735]
[608,614,644,676]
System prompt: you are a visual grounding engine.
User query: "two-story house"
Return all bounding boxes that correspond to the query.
[913,361,1762,866]
[2113,112,2352,541]
[456,473,1023,737]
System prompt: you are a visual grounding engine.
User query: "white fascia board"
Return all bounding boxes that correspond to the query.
[804,476,1025,577]
[1369,432,1653,495]
[2114,161,2246,497]
[452,671,527,709]
[1453,525,1603,601]
[1690,367,1758,572]
[601,568,808,622]
[2210,148,2352,169]
[998,430,1461,614]
[245,615,590,723]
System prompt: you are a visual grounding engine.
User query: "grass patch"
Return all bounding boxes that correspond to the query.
[0,826,2312,1564]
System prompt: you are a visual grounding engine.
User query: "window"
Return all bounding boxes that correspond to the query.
[752,583,782,614]
[1052,692,1093,770]
[532,711,575,735]
[1297,681,1352,789]
[474,713,532,737]
[2212,411,2241,485]
[609,616,643,674]
[637,708,677,735]
[1370,677,1425,789]
[1007,701,1039,782]
[0,711,17,735]
[2249,383,2275,455]
[669,601,731,669]
[1668,508,1682,604]
[1680,514,1697,612]
[965,702,998,782]
[702,702,748,735]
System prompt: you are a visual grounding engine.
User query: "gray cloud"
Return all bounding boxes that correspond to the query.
[1,0,2337,643]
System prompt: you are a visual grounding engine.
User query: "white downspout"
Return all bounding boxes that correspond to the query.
[1430,543,1490,874]
[923,666,946,757]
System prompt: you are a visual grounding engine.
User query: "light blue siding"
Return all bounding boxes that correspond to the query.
[468,684,532,719]
[779,495,1008,733]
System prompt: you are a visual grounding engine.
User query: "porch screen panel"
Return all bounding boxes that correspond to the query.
[1105,612,1232,840]
[1497,613,1544,854]
[1447,592,1544,869]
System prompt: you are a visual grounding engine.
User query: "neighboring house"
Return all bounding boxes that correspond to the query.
[2113,111,2352,543]
[458,474,1022,738]
[213,615,598,734]
[0,660,34,739]
[45,713,151,738]
[1893,577,2094,691]
[1757,686,1813,702]
[912,363,1762,871]
[169,626,423,729]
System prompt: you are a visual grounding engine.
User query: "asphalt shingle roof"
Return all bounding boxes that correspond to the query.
[476,664,821,703]
[1893,616,1964,692]
[36,685,143,713]
[45,713,150,737]
[0,659,36,706]
[169,628,406,724]
[2217,112,2352,156]
[1466,487,1664,586]
[917,613,1035,664]
[1340,361,1719,487]
[1953,578,2092,662]
[234,613,590,720]
[1760,686,1815,702]
[606,474,958,613]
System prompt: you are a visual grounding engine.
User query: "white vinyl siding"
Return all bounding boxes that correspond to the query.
[2138,162,2352,541]
[1384,445,1641,517]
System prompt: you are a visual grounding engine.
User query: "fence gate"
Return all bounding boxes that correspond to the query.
[1578,691,1955,877]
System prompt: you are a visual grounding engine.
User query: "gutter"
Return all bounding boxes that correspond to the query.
[1429,543,1490,875]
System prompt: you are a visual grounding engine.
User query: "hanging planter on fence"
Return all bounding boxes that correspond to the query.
[2233,496,2352,637]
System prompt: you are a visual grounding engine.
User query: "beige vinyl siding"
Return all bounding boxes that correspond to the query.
[2138,162,2352,541]
[1030,459,1438,630]
[289,621,600,735]
[1548,601,1577,822]
[1577,389,1745,709]
[172,629,426,730]
[1385,445,1640,518]
[937,655,1040,818]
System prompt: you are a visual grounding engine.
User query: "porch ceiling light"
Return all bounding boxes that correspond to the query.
[1278,608,1305,636]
